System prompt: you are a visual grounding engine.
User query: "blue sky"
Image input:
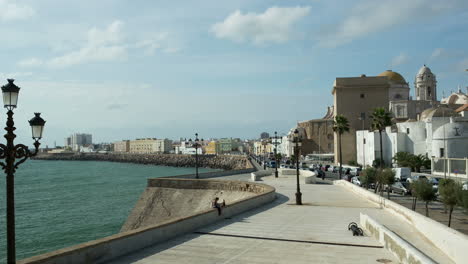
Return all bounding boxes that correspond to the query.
[0,0,467,146]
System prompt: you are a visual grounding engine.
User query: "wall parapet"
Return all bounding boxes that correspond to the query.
[360,213,435,264]
[335,180,468,264]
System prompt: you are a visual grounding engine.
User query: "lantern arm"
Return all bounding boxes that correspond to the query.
[0,143,6,170]
[13,142,40,169]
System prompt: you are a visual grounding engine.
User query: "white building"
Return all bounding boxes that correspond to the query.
[357,105,468,167]
[175,140,202,155]
[65,133,92,151]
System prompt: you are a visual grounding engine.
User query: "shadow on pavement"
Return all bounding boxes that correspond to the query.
[111,193,290,264]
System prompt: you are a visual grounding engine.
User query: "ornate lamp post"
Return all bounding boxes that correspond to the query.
[292,129,302,205]
[189,133,203,179]
[270,131,282,178]
[1,79,46,264]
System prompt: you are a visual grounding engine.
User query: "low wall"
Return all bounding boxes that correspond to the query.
[168,167,256,180]
[360,213,435,264]
[251,170,272,181]
[19,179,275,264]
[280,169,316,184]
[335,180,468,264]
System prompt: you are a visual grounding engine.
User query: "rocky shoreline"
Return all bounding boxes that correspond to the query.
[34,153,252,170]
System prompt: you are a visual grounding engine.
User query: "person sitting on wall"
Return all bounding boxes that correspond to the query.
[211,197,226,216]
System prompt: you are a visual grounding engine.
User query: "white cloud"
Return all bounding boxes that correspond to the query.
[211,6,310,45]
[0,0,35,21]
[135,32,180,55]
[319,0,464,47]
[17,57,43,67]
[430,48,445,59]
[390,53,408,67]
[48,20,127,68]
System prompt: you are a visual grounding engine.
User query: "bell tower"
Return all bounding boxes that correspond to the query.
[414,65,437,101]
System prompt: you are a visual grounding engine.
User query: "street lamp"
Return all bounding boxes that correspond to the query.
[292,129,302,205]
[270,131,282,178]
[1,79,46,264]
[262,140,267,170]
[189,133,203,179]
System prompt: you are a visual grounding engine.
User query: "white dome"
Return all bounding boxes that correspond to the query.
[417,65,432,76]
[442,93,468,105]
[433,121,468,140]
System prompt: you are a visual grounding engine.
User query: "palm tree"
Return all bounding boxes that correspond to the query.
[333,114,349,179]
[370,107,392,169]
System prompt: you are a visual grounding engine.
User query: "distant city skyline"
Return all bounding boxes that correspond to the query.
[0,0,467,147]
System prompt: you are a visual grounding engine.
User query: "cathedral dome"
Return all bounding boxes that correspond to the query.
[378,70,406,84]
[420,106,458,121]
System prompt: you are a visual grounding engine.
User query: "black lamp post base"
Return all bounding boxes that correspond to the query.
[275,171,278,178]
[295,192,302,205]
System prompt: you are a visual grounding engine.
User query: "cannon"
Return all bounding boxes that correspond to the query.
[348,222,364,236]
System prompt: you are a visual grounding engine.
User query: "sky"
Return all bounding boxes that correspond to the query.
[0,0,467,147]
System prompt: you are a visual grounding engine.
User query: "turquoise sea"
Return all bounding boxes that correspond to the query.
[0,160,219,263]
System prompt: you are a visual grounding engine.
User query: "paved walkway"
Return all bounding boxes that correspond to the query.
[110,175,453,264]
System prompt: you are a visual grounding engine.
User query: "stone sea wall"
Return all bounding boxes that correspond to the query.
[34,153,252,170]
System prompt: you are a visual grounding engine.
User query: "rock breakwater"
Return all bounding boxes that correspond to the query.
[34,153,252,170]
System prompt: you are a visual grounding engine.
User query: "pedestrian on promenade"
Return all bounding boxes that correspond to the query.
[211,197,225,215]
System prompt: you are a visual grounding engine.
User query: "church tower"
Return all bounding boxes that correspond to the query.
[414,65,437,101]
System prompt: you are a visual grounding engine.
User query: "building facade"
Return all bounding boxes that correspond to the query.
[333,66,445,164]
[205,141,220,155]
[356,105,467,167]
[65,133,93,151]
[129,138,173,154]
[114,140,130,152]
[297,106,335,155]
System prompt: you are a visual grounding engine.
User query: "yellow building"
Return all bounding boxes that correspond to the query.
[253,141,273,156]
[205,141,220,154]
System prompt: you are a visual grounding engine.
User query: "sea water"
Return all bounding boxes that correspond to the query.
[0,160,218,262]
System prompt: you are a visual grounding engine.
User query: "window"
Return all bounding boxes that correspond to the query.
[363,138,366,144]
[360,93,365,98]
[396,106,403,117]
[427,87,431,97]
[360,112,366,120]
[440,148,444,158]
[395,94,402,99]
[406,128,410,134]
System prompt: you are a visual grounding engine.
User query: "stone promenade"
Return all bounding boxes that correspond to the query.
[110,175,453,264]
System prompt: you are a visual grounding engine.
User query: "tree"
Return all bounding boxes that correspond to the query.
[409,182,418,211]
[370,107,393,169]
[412,179,437,217]
[379,168,395,199]
[275,153,283,161]
[333,114,349,179]
[393,151,413,168]
[372,158,384,168]
[439,179,459,227]
[348,160,361,167]
[456,188,468,213]
[409,154,430,173]
[360,167,377,189]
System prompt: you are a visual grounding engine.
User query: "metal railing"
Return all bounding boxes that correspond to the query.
[432,157,468,179]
